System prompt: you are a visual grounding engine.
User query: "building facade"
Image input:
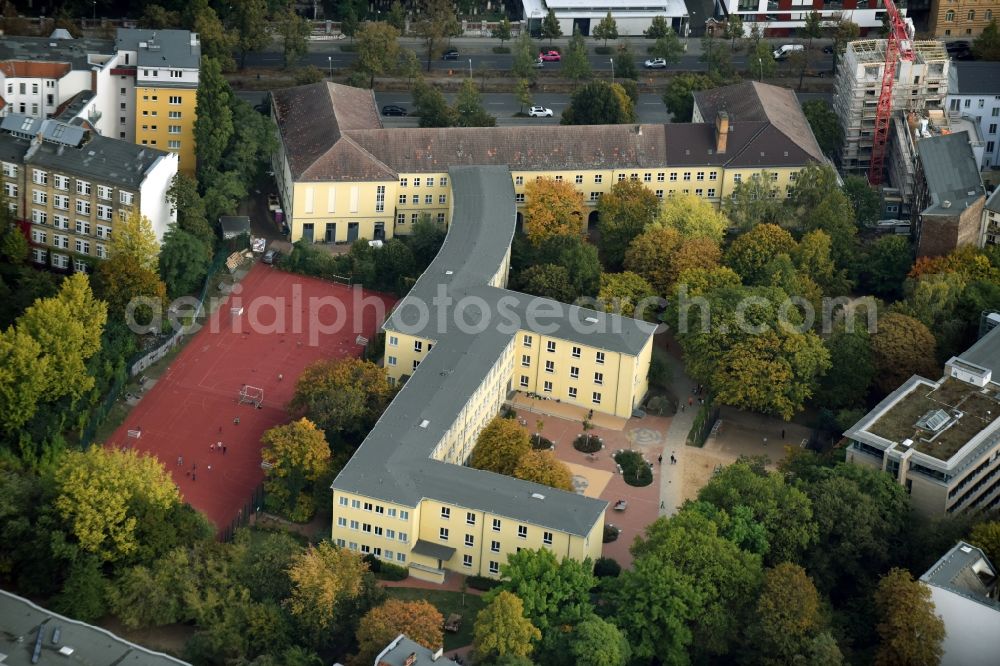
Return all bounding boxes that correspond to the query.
[983,187,1000,246]
[0,113,177,272]
[947,62,1000,171]
[718,0,900,37]
[520,0,689,36]
[844,325,1000,517]
[928,0,999,37]
[271,82,825,246]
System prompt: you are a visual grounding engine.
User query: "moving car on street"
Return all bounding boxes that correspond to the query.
[528,106,553,117]
[539,50,561,61]
[381,105,408,116]
[442,49,459,60]
[644,58,667,69]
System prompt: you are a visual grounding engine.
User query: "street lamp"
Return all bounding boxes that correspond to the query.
[327,56,332,78]
[468,58,473,78]
[609,58,614,83]
[92,1,96,21]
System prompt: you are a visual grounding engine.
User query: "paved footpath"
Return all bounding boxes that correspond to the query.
[658,347,698,518]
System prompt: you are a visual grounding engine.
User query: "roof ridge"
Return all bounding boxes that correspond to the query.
[338,132,397,177]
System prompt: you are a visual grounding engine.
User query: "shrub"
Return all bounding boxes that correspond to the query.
[467,575,502,591]
[595,46,614,55]
[614,449,653,487]
[594,556,622,578]
[500,405,518,419]
[603,524,620,543]
[573,434,602,453]
[492,46,511,54]
[530,434,554,450]
[376,560,409,581]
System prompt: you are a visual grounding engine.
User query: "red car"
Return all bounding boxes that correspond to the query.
[539,50,561,62]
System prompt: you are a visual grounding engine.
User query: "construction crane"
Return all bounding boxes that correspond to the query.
[868,0,914,185]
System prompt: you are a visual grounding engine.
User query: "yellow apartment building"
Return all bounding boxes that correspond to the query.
[114,29,199,176]
[330,166,652,582]
[270,81,824,245]
[0,113,177,272]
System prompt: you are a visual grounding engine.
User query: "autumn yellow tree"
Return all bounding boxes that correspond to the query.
[656,193,730,242]
[596,179,661,268]
[91,210,165,321]
[470,416,532,476]
[874,568,945,666]
[598,272,657,318]
[290,357,394,439]
[513,450,574,491]
[52,446,181,563]
[261,418,331,521]
[969,522,1000,565]
[724,223,797,285]
[286,542,369,634]
[474,590,541,660]
[351,598,444,666]
[624,226,683,296]
[523,177,586,246]
[870,313,939,394]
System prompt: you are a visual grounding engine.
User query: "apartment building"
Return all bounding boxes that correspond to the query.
[947,62,1000,170]
[331,166,656,583]
[928,0,999,37]
[844,324,1000,517]
[0,30,199,176]
[520,0,689,36]
[835,39,950,176]
[0,113,177,272]
[271,82,824,245]
[717,0,900,37]
[983,187,1000,246]
[920,541,1000,665]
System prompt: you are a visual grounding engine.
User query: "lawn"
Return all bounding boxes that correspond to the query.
[384,587,485,651]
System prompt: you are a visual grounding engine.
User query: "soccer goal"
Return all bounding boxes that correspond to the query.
[330,274,352,287]
[239,384,264,408]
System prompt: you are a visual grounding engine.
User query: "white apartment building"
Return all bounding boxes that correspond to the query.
[947,62,1000,171]
[521,0,689,36]
[716,0,902,36]
[983,187,1000,247]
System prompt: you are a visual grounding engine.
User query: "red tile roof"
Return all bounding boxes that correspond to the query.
[0,60,72,79]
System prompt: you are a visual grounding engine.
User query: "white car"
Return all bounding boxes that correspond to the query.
[528,106,553,118]
[644,58,667,69]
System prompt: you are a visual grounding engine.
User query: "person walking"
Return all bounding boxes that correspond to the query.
[658,453,663,464]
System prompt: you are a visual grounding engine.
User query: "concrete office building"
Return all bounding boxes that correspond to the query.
[845,325,1000,517]
[947,62,1000,171]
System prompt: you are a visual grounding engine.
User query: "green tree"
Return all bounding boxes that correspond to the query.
[0,212,27,264]
[724,14,744,50]
[194,57,234,177]
[541,9,562,43]
[516,264,576,302]
[512,450,573,491]
[802,99,842,156]
[697,461,817,565]
[0,327,47,434]
[279,4,310,68]
[662,72,716,121]
[972,18,1000,60]
[189,0,237,71]
[569,616,631,666]
[52,447,181,564]
[874,568,945,666]
[470,416,531,476]
[492,17,513,47]
[863,235,913,300]
[748,39,776,81]
[512,31,538,81]
[842,174,881,227]
[413,80,454,127]
[830,14,860,72]
[657,192,729,242]
[453,78,497,127]
[515,78,532,114]
[486,548,595,633]
[561,80,636,125]
[596,179,661,267]
[723,170,783,231]
[167,174,214,247]
[352,599,443,666]
[649,28,684,64]
[816,327,875,409]
[534,235,602,299]
[593,12,618,46]
[387,0,407,32]
[260,418,331,521]
[613,42,639,80]
[474,591,541,660]
[623,226,683,296]
[286,542,370,634]
[870,312,938,393]
[51,555,108,622]
[599,272,657,318]
[231,528,302,603]
[355,21,401,88]
[141,4,180,28]
[522,177,585,245]
[563,27,592,81]
[92,211,166,323]
[701,35,733,78]
[341,6,360,40]
[794,229,850,295]
[725,223,797,284]
[969,521,1000,565]
[749,563,836,665]
[645,15,671,38]
[233,0,270,69]
[158,227,212,298]
[414,0,461,71]
[289,358,394,439]
[801,11,824,52]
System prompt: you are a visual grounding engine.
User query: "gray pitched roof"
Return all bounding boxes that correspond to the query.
[0,35,113,72]
[956,324,1000,378]
[333,166,631,537]
[375,634,458,666]
[921,541,1000,610]
[27,131,171,189]
[951,62,1000,95]
[986,187,1000,214]
[917,132,985,216]
[115,28,201,69]
[0,589,190,666]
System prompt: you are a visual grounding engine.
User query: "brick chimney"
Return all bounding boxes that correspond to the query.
[715,111,729,154]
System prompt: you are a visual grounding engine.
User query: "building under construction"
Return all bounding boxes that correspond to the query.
[834,39,951,177]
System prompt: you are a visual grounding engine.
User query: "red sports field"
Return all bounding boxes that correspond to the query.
[107,264,396,532]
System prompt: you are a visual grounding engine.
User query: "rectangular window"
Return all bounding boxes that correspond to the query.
[515,193,525,203]
[669,173,678,181]
[337,517,347,527]
[412,360,420,371]
[517,525,527,538]
[491,540,500,552]
[168,125,181,134]
[570,366,579,379]
[97,185,112,200]
[657,172,665,181]
[734,173,742,184]
[543,381,553,393]
[76,180,91,195]
[521,355,531,367]
[545,360,554,373]
[399,532,408,543]
[54,175,69,190]
[696,171,705,181]
[543,531,553,545]
[362,523,372,533]
[489,560,499,574]
[396,213,406,225]
[32,210,48,226]
[96,224,111,239]
[399,194,407,205]
[97,205,112,221]
[397,553,406,563]
[554,175,563,182]
[709,171,718,181]
[76,200,90,215]
[568,387,577,398]
[464,534,474,547]
[520,375,529,388]
[169,95,182,104]
[683,172,691,181]
[463,554,473,568]
[436,212,445,224]
[656,189,664,198]
[590,192,600,202]
[547,341,556,353]
[466,512,476,525]
[120,189,133,206]
[386,529,395,539]
[363,502,373,511]
[708,188,716,198]
[515,175,524,185]
[571,346,581,358]
[413,178,421,187]
[441,507,450,519]
[75,220,91,235]
[169,110,181,119]
[440,177,448,187]
[575,174,583,183]
[96,244,107,259]
[374,526,383,535]
[32,190,47,205]
[594,372,604,385]
[53,195,69,210]
[31,229,47,244]
[360,545,370,554]
[350,520,359,530]
[439,527,449,541]
[438,194,447,204]
[351,499,361,508]
[388,335,398,347]
[31,248,47,264]
[400,510,409,520]
[375,185,385,212]
[339,496,349,506]
[695,188,703,197]
[594,174,603,183]
[414,340,423,352]
[593,392,602,404]
[51,253,69,268]
[618,173,626,182]
[492,518,501,532]
[522,334,532,347]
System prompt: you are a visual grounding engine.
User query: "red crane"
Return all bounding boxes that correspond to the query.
[868,0,914,186]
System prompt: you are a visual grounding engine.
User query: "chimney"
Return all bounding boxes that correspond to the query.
[715,111,729,154]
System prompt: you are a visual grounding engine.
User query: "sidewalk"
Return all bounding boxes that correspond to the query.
[657,341,698,518]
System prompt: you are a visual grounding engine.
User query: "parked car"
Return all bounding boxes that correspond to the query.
[644,58,667,69]
[381,104,408,116]
[528,106,553,117]
[533,57,544,68]
[773,44,804,60]
[262,249,278,265]
[945,40,971,53]
[539,50,561,61]
[822,44,835,54]
[442,49,459,60]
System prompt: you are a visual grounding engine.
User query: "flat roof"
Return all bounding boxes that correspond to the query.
[0,35,113,72]
[333,166,619,537]
[917,132,985,216]
[951,62,1000,95]
[0,589,190,666]
[115,28,201,70]
[957,324,1000,377]
[27,131,171,189]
